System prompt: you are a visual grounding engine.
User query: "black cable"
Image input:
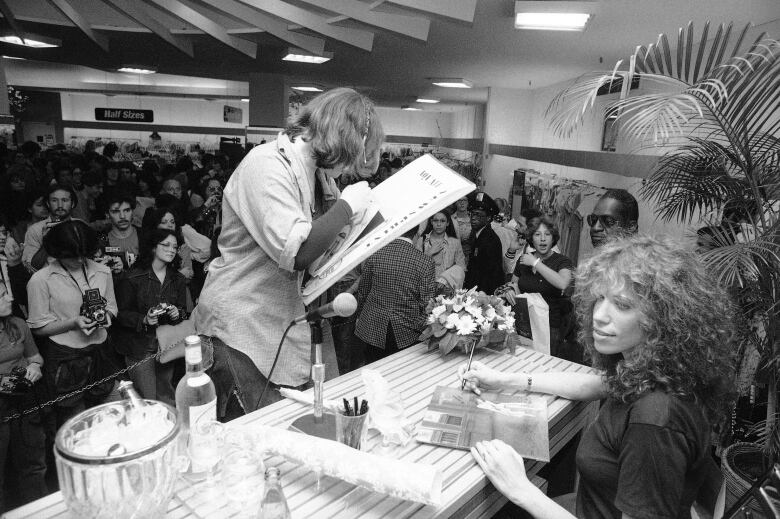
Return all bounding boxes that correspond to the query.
[257,321,296,408]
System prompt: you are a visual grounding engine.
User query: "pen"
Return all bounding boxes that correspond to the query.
[343,398,353,416]
[461,339,477,390]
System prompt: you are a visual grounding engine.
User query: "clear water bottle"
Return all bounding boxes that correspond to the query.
[175,335,218,479]
[259,467,291,519]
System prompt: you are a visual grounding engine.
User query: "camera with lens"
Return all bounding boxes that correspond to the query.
[80,288,109,327]
[148,302,176,325]
[0,366,33,395]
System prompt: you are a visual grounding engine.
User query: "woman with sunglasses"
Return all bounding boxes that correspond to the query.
[114,228,186,404]
[461,235,737,518]
[498,216,575,360]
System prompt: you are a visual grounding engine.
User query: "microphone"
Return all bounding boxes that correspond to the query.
[293,293,357,325]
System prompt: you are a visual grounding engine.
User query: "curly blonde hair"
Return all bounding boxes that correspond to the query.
[574,235,738,427]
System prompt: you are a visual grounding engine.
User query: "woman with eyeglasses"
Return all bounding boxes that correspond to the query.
[114,228,186,405]
[193,87,384,416]
[417,211,466,295]
[498,216,576,359]
[461,235,737,518]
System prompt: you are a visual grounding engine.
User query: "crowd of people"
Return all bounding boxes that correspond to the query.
[0,87,743,518]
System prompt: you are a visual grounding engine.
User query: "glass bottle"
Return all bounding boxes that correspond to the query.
[259,467,291,519]
[175,335,218,479]
[117,380,147,408]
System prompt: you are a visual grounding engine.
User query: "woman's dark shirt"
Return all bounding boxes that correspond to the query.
[513,251,573,329]
[114,266,187,357]
[576,390,710,519]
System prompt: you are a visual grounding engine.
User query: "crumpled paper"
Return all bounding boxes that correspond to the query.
[246,423,442,506]
[362,369,412,446]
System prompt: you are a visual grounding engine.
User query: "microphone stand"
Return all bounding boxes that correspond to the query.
[289,319,336,439]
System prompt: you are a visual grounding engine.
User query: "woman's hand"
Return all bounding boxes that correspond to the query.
[204,195,220,209]
[72,316,98,333]
[340,181,372,216]
[458,361,505,395]
[167,305,180,321]
[143,308,159,326]
[519,253,538,267]
[472,440,535,506]
[5,240,22,267]
[180,266,194,280]
[25,363,43,383]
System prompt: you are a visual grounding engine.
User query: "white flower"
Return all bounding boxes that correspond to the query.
[456,315,478,335]
[427,314,436,324]
[483,307,497,320]
[465,304,482,319]
[444,313,460,329]
[431,305,446,319]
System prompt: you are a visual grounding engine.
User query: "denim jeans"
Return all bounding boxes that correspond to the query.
[205,336,299,422]
[125,356,175,407]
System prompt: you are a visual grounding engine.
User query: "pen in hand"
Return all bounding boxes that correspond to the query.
[461,340,478,391]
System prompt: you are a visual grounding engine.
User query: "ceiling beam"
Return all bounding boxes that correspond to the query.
[0,0,27,43]
[198,0,325,55]
[143,0,257,58]
[296,0,429,41]
[102,0,194,57]
[48,0,111,52]
[237,0,374,51]
[385,0,476,23]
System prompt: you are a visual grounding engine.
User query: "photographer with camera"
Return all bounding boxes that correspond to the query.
[114,228,186,405]
[0,291,47,513]
[189,178,223,241]
[26,220,120,426]
[21,183,78,273]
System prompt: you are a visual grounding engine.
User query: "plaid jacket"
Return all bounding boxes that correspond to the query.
[355,239,435,350]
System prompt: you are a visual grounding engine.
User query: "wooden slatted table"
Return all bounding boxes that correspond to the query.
[4,344,597,519]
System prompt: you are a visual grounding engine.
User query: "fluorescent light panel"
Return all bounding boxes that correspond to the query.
[291,85,324,92]
[515,12,590,30]
[430,78,473,89]
[118,66,156,74]
[283,48,333,64]
[2,55,25,60]
[514,1,594,31]
[416,98,440,104]
[0,35,60,48]
[402,105,421,111]
[241,98,250,102]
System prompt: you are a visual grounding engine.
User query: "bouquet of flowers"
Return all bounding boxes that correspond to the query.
[418,287,515,356]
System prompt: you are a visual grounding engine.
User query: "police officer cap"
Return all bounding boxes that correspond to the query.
[468,191,499,217]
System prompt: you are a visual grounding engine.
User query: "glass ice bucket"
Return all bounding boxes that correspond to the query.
[54,400,182,519]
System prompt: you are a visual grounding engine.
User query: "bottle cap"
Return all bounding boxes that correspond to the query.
[184,335,201,346]
[265,466,281,479]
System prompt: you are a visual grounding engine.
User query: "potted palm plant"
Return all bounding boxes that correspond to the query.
[545,21,779,510]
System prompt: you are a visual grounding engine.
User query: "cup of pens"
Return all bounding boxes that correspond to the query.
[335,398,369,450]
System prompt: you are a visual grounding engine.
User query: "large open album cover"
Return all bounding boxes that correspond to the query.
[415,386,550,462]
[301,154,476,305]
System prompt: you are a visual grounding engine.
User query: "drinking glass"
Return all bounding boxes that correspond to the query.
[221,449,265,517]
[335,412,369,450]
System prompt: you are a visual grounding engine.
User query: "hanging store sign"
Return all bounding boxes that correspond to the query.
[223,105,242,123]
[95,108,154,122]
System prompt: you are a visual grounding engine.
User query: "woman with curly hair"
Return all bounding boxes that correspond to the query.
[459,235,738,518]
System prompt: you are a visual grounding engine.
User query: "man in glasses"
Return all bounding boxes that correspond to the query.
[588,189,639,247]
[463,192,505,295]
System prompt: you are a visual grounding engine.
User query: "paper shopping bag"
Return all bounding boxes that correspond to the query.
[513,293,550,354]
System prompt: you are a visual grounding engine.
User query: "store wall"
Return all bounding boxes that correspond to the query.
[375,107,454,138]
[482,81,690,246]
[60,92,248,148]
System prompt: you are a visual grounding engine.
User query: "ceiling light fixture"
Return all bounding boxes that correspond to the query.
[514,1,594,31]
[2,55,25,60]
[241,98,250,102]
[291,85,324,92]
[0,34,60,48]
[416,98,440,104]
[402,105,422,111]
[283,48,333,64]
[117,65,156,74]
[430,78,473,89]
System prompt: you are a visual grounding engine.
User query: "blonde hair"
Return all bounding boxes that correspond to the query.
[285,88,384,177]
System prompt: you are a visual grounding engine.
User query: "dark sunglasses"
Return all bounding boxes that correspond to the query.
[586,214,619,228]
